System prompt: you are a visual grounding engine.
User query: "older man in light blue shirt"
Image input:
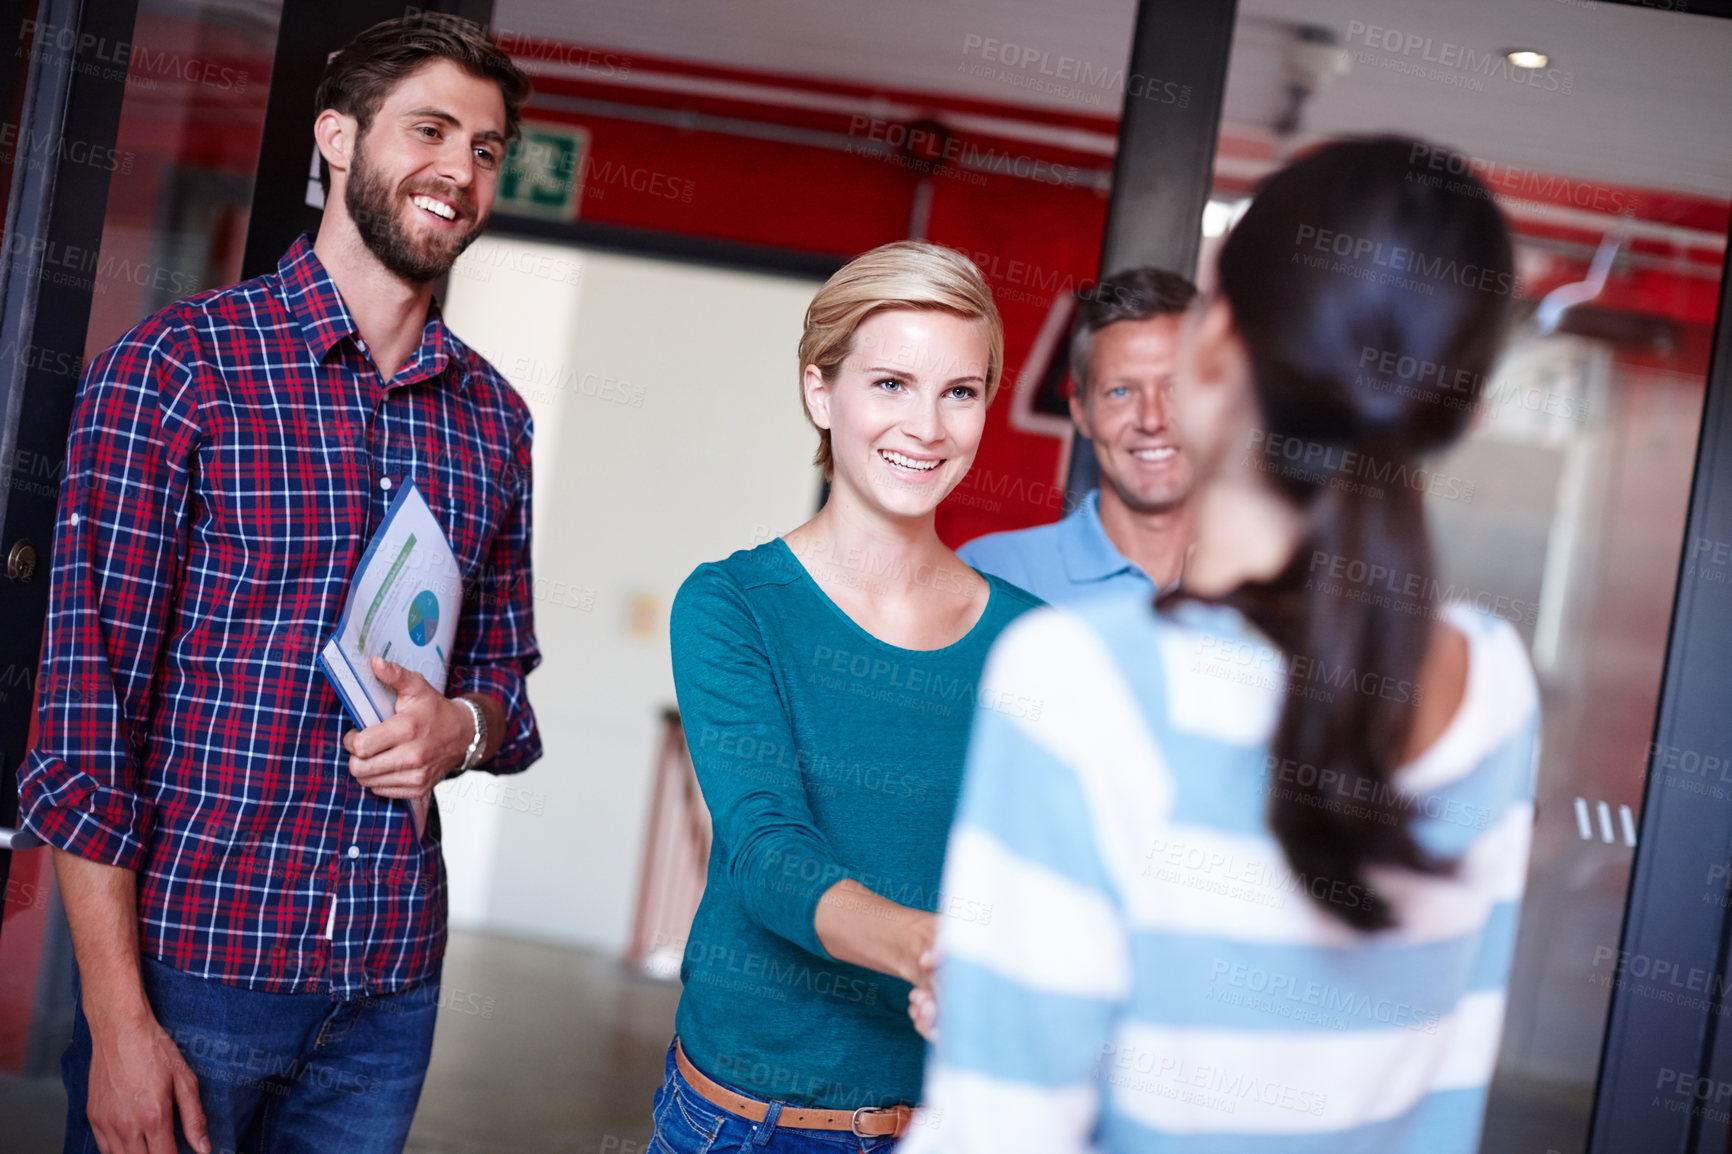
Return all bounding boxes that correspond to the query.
[958,489,1160,602]
[958,267,1199,605]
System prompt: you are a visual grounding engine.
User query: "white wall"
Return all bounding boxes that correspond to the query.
[438,235,822,953]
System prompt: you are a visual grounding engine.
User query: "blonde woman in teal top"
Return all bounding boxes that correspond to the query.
[652,242,1043,1153]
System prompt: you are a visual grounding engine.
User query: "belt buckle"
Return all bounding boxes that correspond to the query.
[850,1106,887,1137]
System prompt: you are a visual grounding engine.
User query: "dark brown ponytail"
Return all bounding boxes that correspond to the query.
[1182,137,1515,930]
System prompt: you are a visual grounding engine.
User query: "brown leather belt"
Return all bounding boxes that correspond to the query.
[674,1039,912,1138]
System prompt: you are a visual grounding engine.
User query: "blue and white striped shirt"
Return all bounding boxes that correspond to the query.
[903,593,1539,1153]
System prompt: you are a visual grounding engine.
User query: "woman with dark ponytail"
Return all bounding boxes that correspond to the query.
[900,137,1539,1153]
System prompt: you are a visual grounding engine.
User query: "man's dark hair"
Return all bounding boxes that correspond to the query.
[1069,267,1198,395]
[315,16,532,185]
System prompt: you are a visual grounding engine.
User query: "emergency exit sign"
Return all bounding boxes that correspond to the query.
[496,122,589,221]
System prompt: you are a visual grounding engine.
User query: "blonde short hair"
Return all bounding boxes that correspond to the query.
[799,241,1004,479]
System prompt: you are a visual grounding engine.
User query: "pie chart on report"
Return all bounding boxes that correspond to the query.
[407,590,440,646]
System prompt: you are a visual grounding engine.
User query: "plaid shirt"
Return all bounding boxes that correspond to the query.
[20,235,542,998]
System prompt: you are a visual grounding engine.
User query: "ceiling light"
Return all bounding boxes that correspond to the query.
[1505,49,1549,69]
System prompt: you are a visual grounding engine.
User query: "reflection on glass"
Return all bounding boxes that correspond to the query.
[1437,339,1697,1152]
[1,3,280,1149]
[81,0,280,360]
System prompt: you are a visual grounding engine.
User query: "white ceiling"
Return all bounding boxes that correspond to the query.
[494,0,1732,197]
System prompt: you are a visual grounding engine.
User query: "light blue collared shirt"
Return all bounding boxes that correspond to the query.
[956,489,1163,605]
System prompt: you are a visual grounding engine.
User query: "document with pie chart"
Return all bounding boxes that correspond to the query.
[320,479,463,836]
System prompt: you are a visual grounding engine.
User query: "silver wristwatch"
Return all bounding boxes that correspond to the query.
[456,697,487,771]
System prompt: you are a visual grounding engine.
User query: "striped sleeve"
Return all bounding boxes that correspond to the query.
[906,608,1164,1154]
[908,602,1541,1153]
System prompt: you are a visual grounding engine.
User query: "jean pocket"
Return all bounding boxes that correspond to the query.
[650,1075,725,1154]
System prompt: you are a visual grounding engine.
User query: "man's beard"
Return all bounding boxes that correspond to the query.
[345,139,485,284]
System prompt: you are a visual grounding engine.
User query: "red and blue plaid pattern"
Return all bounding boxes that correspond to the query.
[20,235,542,997]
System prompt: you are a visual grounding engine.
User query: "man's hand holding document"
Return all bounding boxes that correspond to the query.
[321,481,467,836]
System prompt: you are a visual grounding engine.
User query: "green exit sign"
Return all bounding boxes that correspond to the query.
[496,122,589,220]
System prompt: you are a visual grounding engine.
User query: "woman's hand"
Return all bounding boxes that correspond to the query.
[908,945,940,1042]
[815,879,937,986]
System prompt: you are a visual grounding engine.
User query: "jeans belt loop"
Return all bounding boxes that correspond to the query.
[754,1099,784,1145]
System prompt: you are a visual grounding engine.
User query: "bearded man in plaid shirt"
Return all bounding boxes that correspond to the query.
[20,17,543,1154]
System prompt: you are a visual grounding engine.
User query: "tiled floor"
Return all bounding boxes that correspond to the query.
[0,930,681,1154]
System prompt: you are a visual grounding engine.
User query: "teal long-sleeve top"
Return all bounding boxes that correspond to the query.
[668,537,1044,1110]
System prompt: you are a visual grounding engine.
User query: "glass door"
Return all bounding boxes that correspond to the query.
[0,2,283,1147]
[1205,5,1732,1150]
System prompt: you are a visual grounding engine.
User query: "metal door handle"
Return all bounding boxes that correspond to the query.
[0,825,42,851]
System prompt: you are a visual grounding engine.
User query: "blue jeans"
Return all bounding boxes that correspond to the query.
[63,955,440,1154]
[650,1041,900,1154]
